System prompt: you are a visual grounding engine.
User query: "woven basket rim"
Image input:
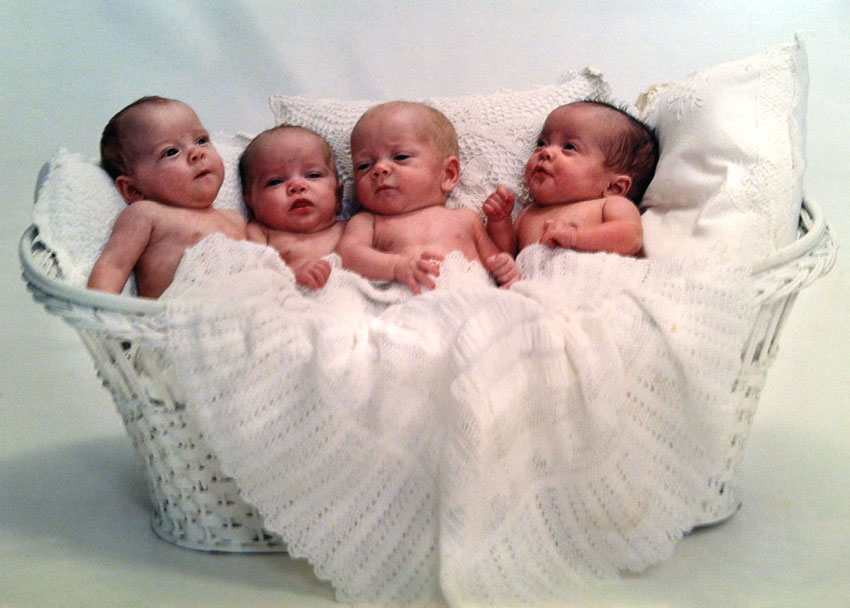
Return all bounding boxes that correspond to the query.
[20,198,827,314]
[19,224,163,314]
[751,198,827,274]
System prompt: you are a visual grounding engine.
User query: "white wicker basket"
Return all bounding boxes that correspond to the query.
[19,199,837,551]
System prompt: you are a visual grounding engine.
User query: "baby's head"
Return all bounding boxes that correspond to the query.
[350,101,461,215]
[239,126,342,234]
[100,96,224,208]
[526,100,658,205]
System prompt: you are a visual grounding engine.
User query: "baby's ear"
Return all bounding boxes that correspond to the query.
[604,174,632,198]
[115,175,144,204]
[440,156,461,194]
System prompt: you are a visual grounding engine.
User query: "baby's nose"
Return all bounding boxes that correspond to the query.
[372,160,390,176]
[189,146,206,162]
[288,179,306,193]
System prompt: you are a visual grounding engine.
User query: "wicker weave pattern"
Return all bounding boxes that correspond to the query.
[700,202,837,524]
[22,234,285,552]
[18,199,837,550]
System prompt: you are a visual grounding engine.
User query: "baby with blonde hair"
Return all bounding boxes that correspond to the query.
[337,101,519,293]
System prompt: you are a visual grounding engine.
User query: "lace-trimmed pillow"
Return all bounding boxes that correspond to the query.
[31,133,251,290]
[636,37,808,263]
[269,69,609,216]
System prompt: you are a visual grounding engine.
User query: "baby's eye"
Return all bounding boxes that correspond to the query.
[306,171,323,179]
[355,162,371,172]
[196,136,209,145]
[393,154,410,161]
[265,178,283,187]
[535,139,546,148]
[161,147,179,158]
[563,143,578,152]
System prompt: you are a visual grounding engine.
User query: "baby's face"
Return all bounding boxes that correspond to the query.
[244,128,340,233]
[351,105,454,215]
[122,101,224,208]
[525,103,619,205]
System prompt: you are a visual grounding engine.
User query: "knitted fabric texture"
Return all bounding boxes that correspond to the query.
[162,234,754,606]
[269,68,609,218]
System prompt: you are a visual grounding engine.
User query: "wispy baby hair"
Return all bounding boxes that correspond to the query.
[100,95,175,181]
[353,101,460,159]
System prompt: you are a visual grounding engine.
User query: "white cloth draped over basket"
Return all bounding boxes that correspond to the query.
[162,234,755,606]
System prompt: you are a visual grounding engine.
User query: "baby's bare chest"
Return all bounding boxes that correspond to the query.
[374,209,474,254]
[150,210,245,255]
[268,227,341,265]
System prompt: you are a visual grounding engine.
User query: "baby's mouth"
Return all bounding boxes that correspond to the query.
[290,199,313,211]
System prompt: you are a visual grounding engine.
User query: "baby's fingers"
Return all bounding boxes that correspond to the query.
[417,253,443,275]
[415,270,437,292]
[297,259,332,289]
[310,260,332,288]
[486,253,521,286]
[483,188,515,218]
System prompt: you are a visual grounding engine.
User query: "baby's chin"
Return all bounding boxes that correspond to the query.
[529,188,579,207]
[362,196,447,215]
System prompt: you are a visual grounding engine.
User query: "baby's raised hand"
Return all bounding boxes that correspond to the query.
[483,187,515,223]
[540,220,579,249]
[485,252,521,288]
[394,252,443,295]
[294,258,332,289]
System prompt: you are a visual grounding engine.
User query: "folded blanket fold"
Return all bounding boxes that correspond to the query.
[162,234,754,606]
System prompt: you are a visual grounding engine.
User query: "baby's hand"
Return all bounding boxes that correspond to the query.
[394,252,443,295]
[485,252,521,289]
[294,258,332,289]
[483,187,515,223]
[540,220,579,249]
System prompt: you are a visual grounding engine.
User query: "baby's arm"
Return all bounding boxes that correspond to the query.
[483,187,517,256]
[540,196,643,255]
[87,204,155,294]
[336,213,441,295]
[468,209,521,288]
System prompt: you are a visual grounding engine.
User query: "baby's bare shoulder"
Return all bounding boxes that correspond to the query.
[220,208,248,220]
[121,198,169,218]
[451,206,481,220]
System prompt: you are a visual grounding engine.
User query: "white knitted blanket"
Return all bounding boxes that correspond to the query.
[162,234,754,607]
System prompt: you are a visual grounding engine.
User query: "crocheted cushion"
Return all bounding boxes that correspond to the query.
[268,69,610,216]
[636,37,808,263]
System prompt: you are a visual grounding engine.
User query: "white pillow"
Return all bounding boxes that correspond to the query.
[636,37,808,263]
[32,133,252,290]
[269,69,610,216]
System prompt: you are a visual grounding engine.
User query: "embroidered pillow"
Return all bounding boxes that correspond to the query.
[636,37,808,262]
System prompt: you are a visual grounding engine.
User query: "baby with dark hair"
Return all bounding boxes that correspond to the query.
[89,96,246,298]
[484,100,658,256]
